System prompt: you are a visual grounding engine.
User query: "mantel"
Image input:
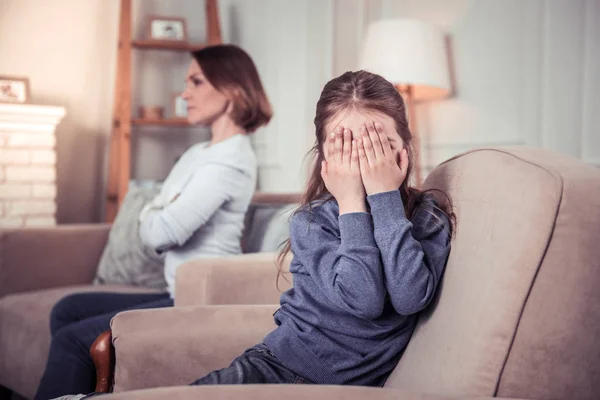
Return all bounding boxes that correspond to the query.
[0,103,66,228]
[0,103,66,131]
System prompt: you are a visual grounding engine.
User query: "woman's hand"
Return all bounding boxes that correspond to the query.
[321,126,366,214]
[357,121,409,195]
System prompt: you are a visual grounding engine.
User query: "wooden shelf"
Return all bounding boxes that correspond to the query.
[131,39,206,52]
[132,118,191,126]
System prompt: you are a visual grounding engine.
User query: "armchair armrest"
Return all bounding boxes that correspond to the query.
[110,304,278,392]
[175,252,292,307]
[102,385,500,400]
[0,224,110,296]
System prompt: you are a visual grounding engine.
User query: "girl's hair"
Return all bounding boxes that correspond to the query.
[191,44,272,133]
[276,70,456,287]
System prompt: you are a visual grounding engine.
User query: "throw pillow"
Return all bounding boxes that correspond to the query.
[94,186,167,290]
[242,203,296,253]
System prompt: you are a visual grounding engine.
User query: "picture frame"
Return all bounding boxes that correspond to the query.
[171,93,187,118]
[146,16,188,42]
[0,76,31,104]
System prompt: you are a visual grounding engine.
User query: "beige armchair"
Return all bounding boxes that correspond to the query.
[100,147,600,400]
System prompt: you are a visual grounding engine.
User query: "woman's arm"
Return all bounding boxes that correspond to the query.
[367,190,451,316]
[290,208,386,320]
[139,162,251,252]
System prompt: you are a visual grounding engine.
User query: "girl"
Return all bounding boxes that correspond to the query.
[190,70,454,387]
[36,44,272,400]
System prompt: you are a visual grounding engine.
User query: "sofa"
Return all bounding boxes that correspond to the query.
[0,192,301,400]
[96,147,598,399]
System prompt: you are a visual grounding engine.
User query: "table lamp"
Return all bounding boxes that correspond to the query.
[359,19,451,186]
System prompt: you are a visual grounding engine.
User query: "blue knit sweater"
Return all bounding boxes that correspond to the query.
[263,190,452,386]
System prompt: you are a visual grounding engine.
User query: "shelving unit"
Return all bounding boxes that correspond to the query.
[131,118,191,127]
[105,0,222,222]
[131,39,206,52]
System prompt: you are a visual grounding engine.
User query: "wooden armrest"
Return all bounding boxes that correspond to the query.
[91,330,115,393]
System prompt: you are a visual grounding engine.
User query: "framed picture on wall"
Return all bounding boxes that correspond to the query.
[0,76,30,104]
[172,93,187,118]
[146,16,188,42]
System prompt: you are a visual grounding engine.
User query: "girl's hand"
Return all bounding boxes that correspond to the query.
[357,121,409,195]
[322,126,366,214]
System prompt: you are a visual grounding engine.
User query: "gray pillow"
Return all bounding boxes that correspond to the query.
[260,204,296,252]
[94,186,167,290]
[242,203,296,253]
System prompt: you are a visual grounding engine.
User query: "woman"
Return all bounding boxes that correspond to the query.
[35,44,272,400]
[188,70,455,386]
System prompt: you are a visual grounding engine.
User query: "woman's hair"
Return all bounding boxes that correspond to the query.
[275,70,456,287]
[191,44,272,133]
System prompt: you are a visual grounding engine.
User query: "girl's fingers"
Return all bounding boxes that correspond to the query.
[400,148,409,175]
[360,125,375,167]
[342,128,351,166]
[321,160,328,180]
[351,139,359,170]
[357,137,369,168]
[327,131,335,162]
[366,122,384,159]
[374,122,391,157]
[334,126,343,165]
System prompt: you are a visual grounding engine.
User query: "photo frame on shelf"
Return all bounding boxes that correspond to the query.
[146,16,188,42]
[172,93,187,118]
[0,76,31,104]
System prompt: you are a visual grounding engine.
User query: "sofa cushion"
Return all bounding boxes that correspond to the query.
[0,285,160,399]
[385,148,563,397]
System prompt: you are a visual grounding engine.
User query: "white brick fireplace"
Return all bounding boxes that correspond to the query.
[0,103,66,228]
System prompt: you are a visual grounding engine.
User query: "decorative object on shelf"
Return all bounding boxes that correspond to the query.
[0,76,30,104]
[146,16,188,42]
[171,93,187,118]
[138,105,164,120]
[359,19,452,186]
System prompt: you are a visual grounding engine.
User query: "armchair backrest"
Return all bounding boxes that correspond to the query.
[384,148,600,400]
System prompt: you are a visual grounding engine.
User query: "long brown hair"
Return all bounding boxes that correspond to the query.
[276,70,455,287]
[191,44,272,133]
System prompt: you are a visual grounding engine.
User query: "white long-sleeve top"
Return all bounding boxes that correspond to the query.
[139,133,257,297]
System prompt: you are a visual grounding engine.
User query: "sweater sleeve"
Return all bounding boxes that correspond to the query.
[289,207,386,320]
[367,190,451,316]
[139,162,251,252]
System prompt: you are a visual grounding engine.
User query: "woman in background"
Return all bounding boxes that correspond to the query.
[35,44,272,400]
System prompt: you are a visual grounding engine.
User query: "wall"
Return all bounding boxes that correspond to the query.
[0,0,119,223]
[1,0,597,222]
[1,0,331,222]
[330,0,600,173]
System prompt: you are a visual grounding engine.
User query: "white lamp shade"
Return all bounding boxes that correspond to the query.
[359,19,451,101]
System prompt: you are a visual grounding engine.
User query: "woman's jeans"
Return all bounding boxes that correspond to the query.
[191,343,311,385]
[34,292,173,400]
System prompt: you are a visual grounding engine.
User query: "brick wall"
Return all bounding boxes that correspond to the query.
[0,104,65,228]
